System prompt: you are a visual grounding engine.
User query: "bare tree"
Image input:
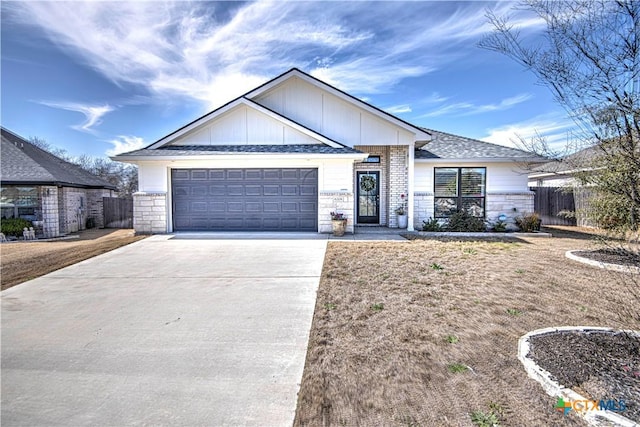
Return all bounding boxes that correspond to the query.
[480,0,640,232]
[28,137,138,198]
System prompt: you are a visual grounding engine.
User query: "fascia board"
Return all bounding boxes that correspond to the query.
[113,153,369,162]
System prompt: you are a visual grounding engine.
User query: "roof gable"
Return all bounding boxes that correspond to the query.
[0,127,117,189]
[246,68,432,142]
[148,97,344,149]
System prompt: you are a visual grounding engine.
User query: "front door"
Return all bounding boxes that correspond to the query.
[357,171,380,224]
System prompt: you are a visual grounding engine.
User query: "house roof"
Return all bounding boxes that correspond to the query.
[529,145,601,176]
[1,127,117,190]
[124,144,363,156]
[416,128,546,161]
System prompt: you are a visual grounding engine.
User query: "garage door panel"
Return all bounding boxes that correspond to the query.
[172,168,318,231]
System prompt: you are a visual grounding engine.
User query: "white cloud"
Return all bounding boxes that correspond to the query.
[8,1,543,109]
[384,104,412,114]
[106,135,147,156]
[424,93,532,117]
[38,101,114,133]
[482,114,577,150]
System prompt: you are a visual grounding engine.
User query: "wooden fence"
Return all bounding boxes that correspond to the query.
[531,186,595,227]
[103,197,133,228]
[531,187,576,226]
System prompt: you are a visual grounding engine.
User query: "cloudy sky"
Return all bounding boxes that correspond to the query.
[1,1,575,158]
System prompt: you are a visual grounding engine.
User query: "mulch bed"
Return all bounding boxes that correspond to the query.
[573,248,640,269]
[527,330,640,422]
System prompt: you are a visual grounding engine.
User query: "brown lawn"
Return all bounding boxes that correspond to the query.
[1,229,146,290]
[294,227,639,427]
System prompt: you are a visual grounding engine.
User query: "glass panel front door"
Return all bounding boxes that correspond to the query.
[357,171,380,224]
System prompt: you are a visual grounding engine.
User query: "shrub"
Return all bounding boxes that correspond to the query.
[492,220,507,232]
[422,217,442,231]
[446,210,486,232]
[515,213,541,232]
[1,218,33,237]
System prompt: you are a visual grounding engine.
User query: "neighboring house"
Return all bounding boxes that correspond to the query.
[1,127,117,237]
[528,145,599,187]
[114,68,542,234]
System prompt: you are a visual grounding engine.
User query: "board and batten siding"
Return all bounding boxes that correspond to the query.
[170,105,321,146]
[254,76,416,147]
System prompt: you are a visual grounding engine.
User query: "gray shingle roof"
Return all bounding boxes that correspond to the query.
[119,144,364,156]
[417,128,545,160]
[1,127,117,189]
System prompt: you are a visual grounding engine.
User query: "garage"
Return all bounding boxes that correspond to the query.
[171,168,318,231]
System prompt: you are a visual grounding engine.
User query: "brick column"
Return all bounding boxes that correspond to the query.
[388,146,408,228]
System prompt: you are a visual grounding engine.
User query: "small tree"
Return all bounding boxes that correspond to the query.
[480,0,640,234]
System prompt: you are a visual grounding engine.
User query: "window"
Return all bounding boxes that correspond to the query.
[363,155,380,163]
[434,167,486,218]
[0,186,38,220]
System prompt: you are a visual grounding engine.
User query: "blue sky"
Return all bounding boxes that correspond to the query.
[1,1,575,158]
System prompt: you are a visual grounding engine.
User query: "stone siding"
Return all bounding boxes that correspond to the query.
[413,192,435,230]
[133,192,168,234]
[60,188,88,233]
[486,192,535,229]
[319,192,354,233]
[40,186,60,238]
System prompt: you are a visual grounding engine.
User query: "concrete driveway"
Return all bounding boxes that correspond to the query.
[1,235,327,426]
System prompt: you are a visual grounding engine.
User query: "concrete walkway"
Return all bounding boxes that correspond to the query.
[1,235,327,426]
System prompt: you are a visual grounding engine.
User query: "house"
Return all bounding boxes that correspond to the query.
[1,127,118,237]
[114,68,541,234]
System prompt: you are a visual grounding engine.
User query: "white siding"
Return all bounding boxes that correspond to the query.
[136,157,354,194]
[170,105,321,146]
[414,162,529,193]
[254,76,416,147]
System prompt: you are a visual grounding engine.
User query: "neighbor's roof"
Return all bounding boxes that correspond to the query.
[0,127,117,189]
[417,129,546,161]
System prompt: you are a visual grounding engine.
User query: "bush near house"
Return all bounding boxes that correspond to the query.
[1,218,33,237]
[515,213,541,232]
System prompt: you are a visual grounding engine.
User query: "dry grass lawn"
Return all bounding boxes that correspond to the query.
[1,229,146,290]
[295,227,639,427]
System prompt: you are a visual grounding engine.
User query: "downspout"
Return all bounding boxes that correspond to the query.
[407,143,415,232]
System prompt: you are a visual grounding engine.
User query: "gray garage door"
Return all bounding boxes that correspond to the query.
[172,168,318,231]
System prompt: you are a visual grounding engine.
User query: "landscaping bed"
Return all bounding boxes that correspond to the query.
[294,226,639,426]
[527,329,640,422]
[0,229,146,290]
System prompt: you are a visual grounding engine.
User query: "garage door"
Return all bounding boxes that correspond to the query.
[171,168,318,231]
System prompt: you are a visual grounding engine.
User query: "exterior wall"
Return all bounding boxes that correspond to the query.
[135,157,360,234]
[171,105,321,146]
[354,146,390,226]
[388,146,408,228]
[40,186,60,238]
[414,161,533,229]
[254,76,416,147]
[319,192,354,233]
[413,192,435,230]
[133,192,168,234]
[60,187,88,233]
[486,192,535,229]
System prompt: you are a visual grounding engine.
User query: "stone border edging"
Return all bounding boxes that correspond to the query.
[416,231,552,238]
[518,326,640,427]
[566,250,640,274]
